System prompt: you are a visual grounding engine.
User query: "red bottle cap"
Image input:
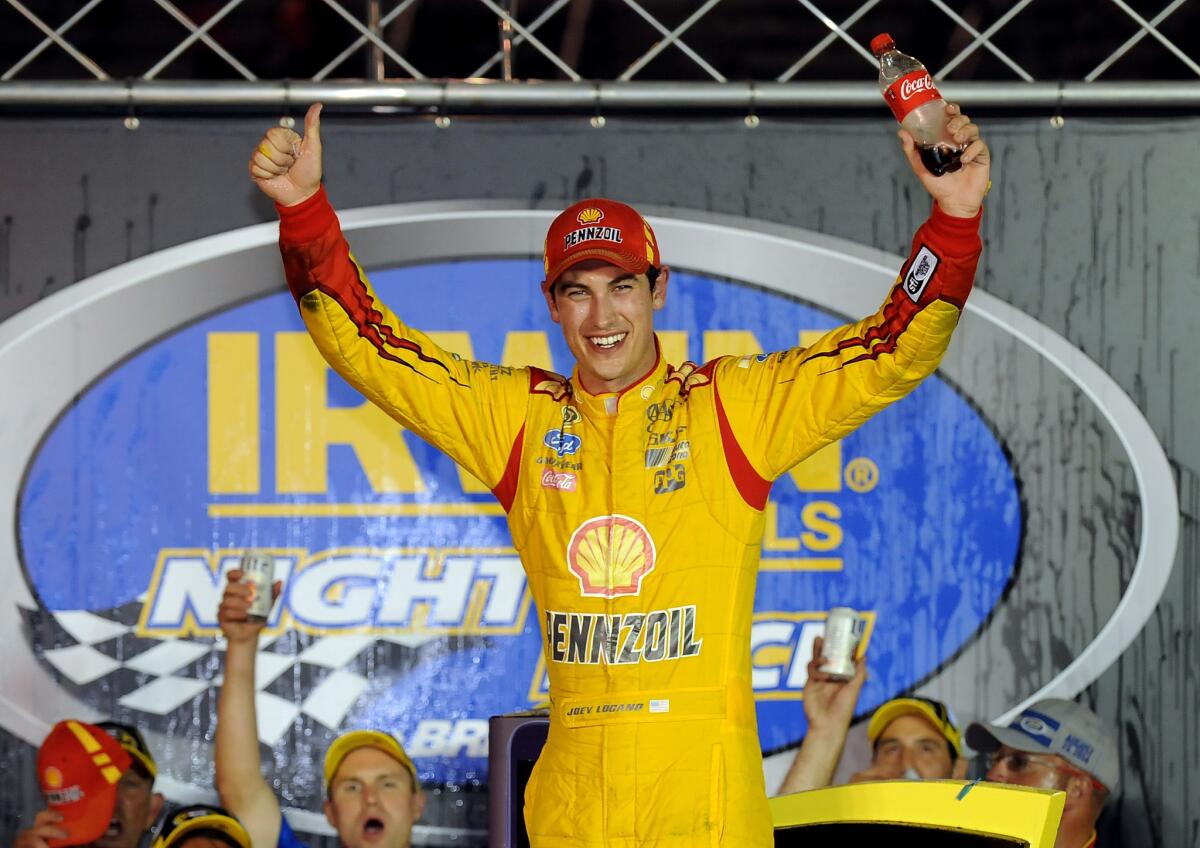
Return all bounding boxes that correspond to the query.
[870,33,895,56]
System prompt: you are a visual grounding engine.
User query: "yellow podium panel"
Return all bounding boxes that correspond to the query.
[770,780,1064,847]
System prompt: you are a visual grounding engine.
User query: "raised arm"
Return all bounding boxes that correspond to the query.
[777,637,867,794]
[215,571,283,848]
[712,105,989,485]
[249,104,530,499]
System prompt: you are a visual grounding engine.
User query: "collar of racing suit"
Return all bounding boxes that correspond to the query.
[569,337,670,419]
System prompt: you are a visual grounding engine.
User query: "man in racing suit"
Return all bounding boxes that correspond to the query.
[248,103,990,848]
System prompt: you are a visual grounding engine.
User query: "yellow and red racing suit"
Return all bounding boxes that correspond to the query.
[276,188,982,847]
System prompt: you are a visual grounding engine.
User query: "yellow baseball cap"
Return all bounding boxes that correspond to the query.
[323,730,419,792]
[867,697,963,757]
[152,804,251,848]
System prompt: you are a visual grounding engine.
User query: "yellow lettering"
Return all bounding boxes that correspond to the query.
[800,329,827,348]
[275,333,426,494]
[763,501,801,551]
[208,333,260,494]
[657,331,689,366]
[791,442,842,492]
[501,331,553,371]
[703,330,761,362]
[752,643,793,669]
[800,501,842,552]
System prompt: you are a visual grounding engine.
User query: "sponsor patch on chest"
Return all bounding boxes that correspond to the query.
[540,469,576,491]
[545,605,703,665]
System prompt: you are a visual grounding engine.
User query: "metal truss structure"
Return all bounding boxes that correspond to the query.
[2,0,1198,111]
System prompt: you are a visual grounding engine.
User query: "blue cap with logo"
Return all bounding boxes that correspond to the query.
[966,697,1119,793]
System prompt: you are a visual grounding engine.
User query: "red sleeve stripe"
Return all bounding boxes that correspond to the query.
[278,190,466,385]
[798,203,980,365]
[308,283,433,380]
[491,424,526,512]
[713,376,771,511]
[311,255,468,388]
[798,286,919,370]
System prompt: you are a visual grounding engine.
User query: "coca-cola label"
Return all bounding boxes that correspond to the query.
[542,469,577,492]
[883,70,943,122]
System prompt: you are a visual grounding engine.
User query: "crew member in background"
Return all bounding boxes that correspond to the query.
[247,97,989,847]
[13,720,163,848]
[778,639,964,793]
[214,570,424,848]
[969,699,1117,848]
[152,804,252,848]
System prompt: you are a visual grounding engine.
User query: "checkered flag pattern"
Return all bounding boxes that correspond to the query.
[19,600,495,835]
[17,600,461,785]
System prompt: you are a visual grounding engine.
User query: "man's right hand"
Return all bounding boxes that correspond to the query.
[248,102,323,207]
[802,636,868,734]
[13,810,68,848]
[218,570,281,646]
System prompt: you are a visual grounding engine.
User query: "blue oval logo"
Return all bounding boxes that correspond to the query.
[17,256,1020,783]
[542,429,582,457]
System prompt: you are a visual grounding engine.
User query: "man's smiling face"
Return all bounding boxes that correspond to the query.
[546,260,668,395]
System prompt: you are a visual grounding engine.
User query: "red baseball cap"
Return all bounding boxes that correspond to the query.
[38,720,133,847]
[542,198,661,291]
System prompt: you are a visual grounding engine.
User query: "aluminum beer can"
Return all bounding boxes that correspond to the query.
[239,551,275,620]
[819,606,866,680]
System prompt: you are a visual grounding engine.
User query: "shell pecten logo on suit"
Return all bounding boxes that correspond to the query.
[567,514,657,598]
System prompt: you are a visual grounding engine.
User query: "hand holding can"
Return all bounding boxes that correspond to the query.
[818,607,867,680]
[238,551,276,620]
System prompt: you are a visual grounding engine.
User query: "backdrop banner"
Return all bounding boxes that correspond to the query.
[1,202,1172,840]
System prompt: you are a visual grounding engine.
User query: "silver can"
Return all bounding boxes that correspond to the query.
[818,606,866,680]
[239,551,276,620]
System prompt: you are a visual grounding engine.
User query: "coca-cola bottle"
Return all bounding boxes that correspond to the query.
[871,33,963,176]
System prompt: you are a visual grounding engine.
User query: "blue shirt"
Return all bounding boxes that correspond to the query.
[277,815,309,848]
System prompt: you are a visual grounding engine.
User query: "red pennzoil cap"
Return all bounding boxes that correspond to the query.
[542,198,660,292]
[38,720,133,847]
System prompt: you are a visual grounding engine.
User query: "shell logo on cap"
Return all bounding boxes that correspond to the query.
[44,767,63,788]
[566,514,656,598]
[576,207,604,225]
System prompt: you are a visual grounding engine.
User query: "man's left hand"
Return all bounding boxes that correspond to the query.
[900,102,990,219]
